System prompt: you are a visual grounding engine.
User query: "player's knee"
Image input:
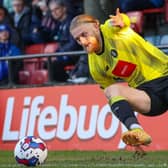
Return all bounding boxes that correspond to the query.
[104,84,124,99]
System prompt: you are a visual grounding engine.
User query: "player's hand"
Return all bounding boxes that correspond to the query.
[109,8,124,28]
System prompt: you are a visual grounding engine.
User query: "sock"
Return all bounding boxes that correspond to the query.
[109,96,141,130]
[130,123,142,130]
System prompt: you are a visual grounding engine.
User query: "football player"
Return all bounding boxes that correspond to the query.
[70,8,168,146]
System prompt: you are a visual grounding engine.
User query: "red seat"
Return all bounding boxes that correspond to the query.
[19,69,48,85]
[23,60,39,72]
[23,44,42,72]
[127,11,144,33]
[19,43,59,85]
[43,42,59,61]
[127,0,168,34]
[19,61,39,84]
[142,0,168,23]
[25,43,45,54]
[142,7,164,14]
[44,42,59,54]
[19,70,31,84]
[30,70,48,84]
[39,42,59,68]
[165,0,168,22]
[24,43,46,71]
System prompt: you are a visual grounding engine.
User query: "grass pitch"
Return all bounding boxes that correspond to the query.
[0,150,168,168]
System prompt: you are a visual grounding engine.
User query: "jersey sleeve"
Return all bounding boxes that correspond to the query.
[120,13,131,27]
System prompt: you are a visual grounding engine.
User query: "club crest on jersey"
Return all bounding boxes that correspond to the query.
[110,49,118,57]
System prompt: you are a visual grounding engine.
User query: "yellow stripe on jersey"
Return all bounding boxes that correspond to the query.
[88,14,168,89]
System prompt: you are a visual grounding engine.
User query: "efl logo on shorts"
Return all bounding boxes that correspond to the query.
[112,60,136,77]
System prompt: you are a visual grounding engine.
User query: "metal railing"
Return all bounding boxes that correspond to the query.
[0,50,87,88]
[0,44,168,89]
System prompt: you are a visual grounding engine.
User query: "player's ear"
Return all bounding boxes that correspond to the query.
[93,19,100,29]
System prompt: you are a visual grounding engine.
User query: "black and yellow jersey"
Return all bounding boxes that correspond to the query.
[88,14,168,89]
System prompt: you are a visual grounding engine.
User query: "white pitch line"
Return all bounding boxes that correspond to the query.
[43,163,168,167]
[0,163,168,168]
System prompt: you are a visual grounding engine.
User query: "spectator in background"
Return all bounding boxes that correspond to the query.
[48,0,80,52]
[0,5,21,49]
[0,24,22,85]
[119,0,165,12]
[11,0,44,46]
[41,0,83,42]
[46,0,84,16]
[37,0,58,42]
[47,0,82,82]
[3,0,31,13]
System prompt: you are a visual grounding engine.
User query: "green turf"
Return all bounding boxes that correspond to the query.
[1,150,168,168]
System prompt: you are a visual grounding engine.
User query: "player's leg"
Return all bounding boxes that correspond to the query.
[104,83,152,146]
[104,83,151,114]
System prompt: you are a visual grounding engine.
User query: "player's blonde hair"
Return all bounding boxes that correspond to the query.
[70,14,99,31]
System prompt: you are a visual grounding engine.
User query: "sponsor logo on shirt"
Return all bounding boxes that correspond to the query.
[112,60,136,77]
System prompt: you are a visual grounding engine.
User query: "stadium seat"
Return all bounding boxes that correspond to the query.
[21,58,39,85]
[19,70,31,84]
[19,44,46,84]
[127,0,168,34]
[30,69,48,84]
[165,0,168,22]
[23,43,46,72]
[127,11,144,34]
[142,7,164,14]
[39,42,59,68]
[142,0,168,23]
[23,60,39,72]
[19,43,59,85]
[25,43,45,54]
[44,42,59,54]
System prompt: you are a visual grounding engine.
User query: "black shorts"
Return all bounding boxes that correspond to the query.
[136,76,168,116]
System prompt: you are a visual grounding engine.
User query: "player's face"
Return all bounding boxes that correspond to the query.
[71,24,101,53]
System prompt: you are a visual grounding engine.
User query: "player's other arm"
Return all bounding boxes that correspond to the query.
[109,8,131,29]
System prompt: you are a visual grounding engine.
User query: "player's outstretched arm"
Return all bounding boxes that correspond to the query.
[109,8,130,28]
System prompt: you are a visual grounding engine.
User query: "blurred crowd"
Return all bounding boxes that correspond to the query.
[0,0,167,86]
[0,0,88,85]
[0,0,84,46]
